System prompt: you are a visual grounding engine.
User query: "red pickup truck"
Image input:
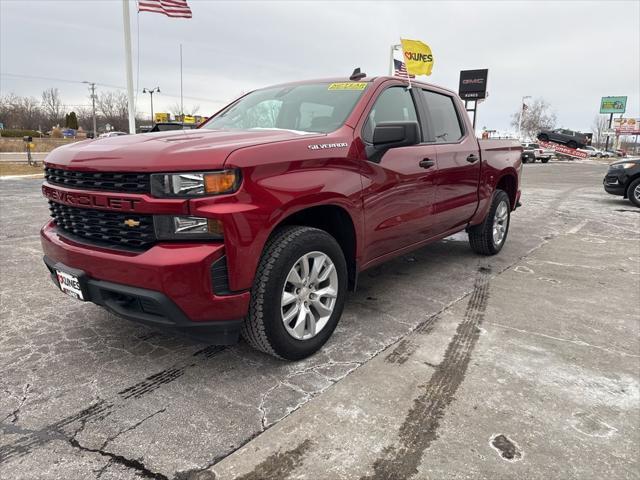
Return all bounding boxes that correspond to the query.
[41,76,522,360]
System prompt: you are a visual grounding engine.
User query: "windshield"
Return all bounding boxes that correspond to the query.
[202,82,368,134]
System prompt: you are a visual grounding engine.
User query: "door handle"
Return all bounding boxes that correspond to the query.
[419,158,435,169]
[466,154,479,163]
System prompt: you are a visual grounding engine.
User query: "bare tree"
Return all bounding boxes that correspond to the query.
[97,91,129,131]
[591,115,610,148]
[41,88,64,128]
[510,98,557,141]
[169,103,200,117]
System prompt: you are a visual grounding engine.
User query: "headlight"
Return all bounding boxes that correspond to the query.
[609,163,635,170]
[151,170,240,197]
[154,216,224,240]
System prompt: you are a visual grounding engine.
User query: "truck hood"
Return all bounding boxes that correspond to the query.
[45,128,323,172]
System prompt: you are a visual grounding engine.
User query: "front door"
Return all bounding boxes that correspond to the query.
[359,85,439,263]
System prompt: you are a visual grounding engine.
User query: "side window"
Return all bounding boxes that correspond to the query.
[422,90,463,143]
[363,87,418,143]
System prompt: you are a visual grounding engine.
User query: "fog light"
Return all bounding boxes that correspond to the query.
[154,216,223,240]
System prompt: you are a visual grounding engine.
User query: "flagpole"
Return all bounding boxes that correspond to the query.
[180,43,184,118]
[399,39,412,89]
[122,0,136,134]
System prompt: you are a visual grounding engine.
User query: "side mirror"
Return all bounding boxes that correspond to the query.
[366,121,420,163]
[372,121,420,149]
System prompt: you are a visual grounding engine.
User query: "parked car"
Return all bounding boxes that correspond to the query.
[537,128,589,149]
[41,75,522,360]
[148,122,198,132]
[579,146,612,158]
[98,131,128,138]
[603,158,640,207]
[522,142,551,163]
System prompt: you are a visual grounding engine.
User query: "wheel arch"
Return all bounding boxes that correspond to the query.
[496,172,518,209]
[624,173,640,198]
[271,204,359,291]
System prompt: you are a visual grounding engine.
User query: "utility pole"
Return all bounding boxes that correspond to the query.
[83,81,97,138]
[142,87,160,122]
[518,95,531,140]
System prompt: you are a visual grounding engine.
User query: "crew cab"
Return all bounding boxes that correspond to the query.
[41,75,522,360]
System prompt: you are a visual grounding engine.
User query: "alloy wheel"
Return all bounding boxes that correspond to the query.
[281,251,338,340]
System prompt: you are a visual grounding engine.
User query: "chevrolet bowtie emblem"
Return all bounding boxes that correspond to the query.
[123,219,140,228]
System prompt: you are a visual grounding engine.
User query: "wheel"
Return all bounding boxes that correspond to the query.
[242,226,347,360]
[468,190,511,255]
[627,178,640,208]
[541,158,549,163]
[567,141,578,149]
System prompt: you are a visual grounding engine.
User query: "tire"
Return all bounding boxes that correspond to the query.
[468,190,511,255]
[567,141,578,149]
[627,178,640,208]
[541,158,549,164]
[242,226,348,360]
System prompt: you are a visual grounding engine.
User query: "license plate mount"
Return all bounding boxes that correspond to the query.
[54,266,86,301]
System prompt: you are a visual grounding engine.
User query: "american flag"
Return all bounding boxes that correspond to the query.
[138,0,192,18]
[394,59,415,79]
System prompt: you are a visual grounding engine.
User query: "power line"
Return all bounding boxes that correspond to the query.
[1,72,228,104]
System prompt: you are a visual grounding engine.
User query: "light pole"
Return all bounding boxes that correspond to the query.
[82,81,97,138]
[142,87,160,123]
[518,95,531,140]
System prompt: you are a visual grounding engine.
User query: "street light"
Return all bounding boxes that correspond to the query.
[82,81,97,139]
[142,87,160,123]
[518,95,531,140]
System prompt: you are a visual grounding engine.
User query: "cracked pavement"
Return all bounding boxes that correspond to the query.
[1,160,638,479]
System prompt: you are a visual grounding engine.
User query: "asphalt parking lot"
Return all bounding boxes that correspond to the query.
[1,161,638,480]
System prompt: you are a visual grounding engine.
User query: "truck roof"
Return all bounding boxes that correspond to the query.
[260,76,459,98]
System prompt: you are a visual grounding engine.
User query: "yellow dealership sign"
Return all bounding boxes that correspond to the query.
[154,112,169,123]
[400,39,434,76]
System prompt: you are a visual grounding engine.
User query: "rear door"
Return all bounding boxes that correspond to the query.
[359,84,439,263]
[419,88,481,232]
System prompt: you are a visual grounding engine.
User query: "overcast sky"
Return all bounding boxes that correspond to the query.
[1,0,639,133]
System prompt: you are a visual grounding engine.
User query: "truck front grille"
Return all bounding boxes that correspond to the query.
[45,167,150,194]
[48,201,156,250]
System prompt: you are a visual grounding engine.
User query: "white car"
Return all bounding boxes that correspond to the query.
[579,146,612,158]
[98,131,128,138]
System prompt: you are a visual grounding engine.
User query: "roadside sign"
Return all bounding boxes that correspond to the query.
[599,96,627,114]
[459,69,489,100]
[613,118,640,135]
[155,112,170,123]
[538,140,588,159]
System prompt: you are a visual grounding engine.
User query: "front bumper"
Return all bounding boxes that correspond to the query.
[603,172,627,196]
[41,221,250,342]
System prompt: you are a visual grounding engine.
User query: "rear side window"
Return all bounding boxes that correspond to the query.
[363,87,418,143]
[421,90,463,143]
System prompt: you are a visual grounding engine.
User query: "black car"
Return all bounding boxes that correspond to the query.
[603,158,640,207]
[521,143,536,163]
[538,128,589,149]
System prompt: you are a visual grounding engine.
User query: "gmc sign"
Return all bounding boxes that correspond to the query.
[458,69,489,100]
